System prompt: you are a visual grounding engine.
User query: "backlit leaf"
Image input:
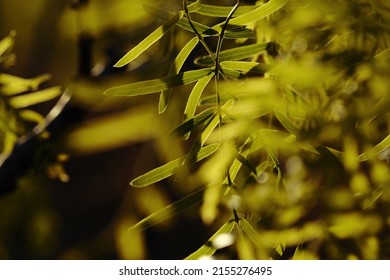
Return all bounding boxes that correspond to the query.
[159,37,199,113]
[104,68,213,97]
[187,0,202,12]
[114,12,184,67]
[9,86,63,108]
[185,219,235,259]
[221,61,272,75]
[195,43,269,66]
[184,72,215,123]
[173,108,216,137]
[130,143,220,187]
[128,188,205,232]
[196,4,256,18]
[0,31,15,57]
[0,73,52,96]
[141,3,253,39]
[228,0,289,25]
[358,134,390,161]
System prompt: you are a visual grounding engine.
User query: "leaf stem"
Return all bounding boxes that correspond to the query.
[183,0,216,64]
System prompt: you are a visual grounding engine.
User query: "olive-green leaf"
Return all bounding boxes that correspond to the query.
[159,37,199,113]
[239,218,268,248]
[114,11,184,67]
[196,4,256,18]
[173,108,216,137]
[185,219,236,259]
[128,188,204,232]
[130,143,220,187]
[221,61,272,74]
[9,86,63,108]
[104,68,213,97]
[141,3,253,39]
[228,0,289,25]
[187,0,202,12]
[195,43,269,66]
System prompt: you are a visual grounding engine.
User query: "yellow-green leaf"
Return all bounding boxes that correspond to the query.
[228,0,289,25]
[184,72,215,125]
[9,86,63,108]
[114,11,184,67]
[0,31,15,57]
[128,188,205,232]
[159,37,199,113]
[196,4,256,18]
[195,43,269,66]
[173,108,216,137]
[185,219,235,259]
[104,68,213,97]
[130,143,220,187]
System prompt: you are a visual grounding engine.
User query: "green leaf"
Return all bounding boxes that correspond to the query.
[187,0,202,12]
[184,72,215,124]
[128,188,204,232]
[104,68,213,97]
[130,143,220,187]
[196,4,256,18]
[9,86,63,108]
[141,3,253,39]
[227,138,252,183]
[159,37,199,113]
[239,218,268,248]
[114,11,184,67]
[221,67,245,80]
[228,0,289,25]
[180,100,235,178]
[274,111,301,136]
[0,31,15,57]
[19,110,44,124]
[185,219,236,259]
[0,73,52,96]
[358,134,390,161]
[173,108,216,137]
[0,133,17,166]
[221,61,272,75]
[195,43,269,66]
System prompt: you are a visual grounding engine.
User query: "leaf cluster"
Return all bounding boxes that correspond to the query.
[105,0,390,259]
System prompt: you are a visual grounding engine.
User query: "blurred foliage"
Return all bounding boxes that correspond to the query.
[102,0,390,259]
[1,0,390,260]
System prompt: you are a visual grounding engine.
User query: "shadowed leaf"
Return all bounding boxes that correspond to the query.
[173,108,216,137]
